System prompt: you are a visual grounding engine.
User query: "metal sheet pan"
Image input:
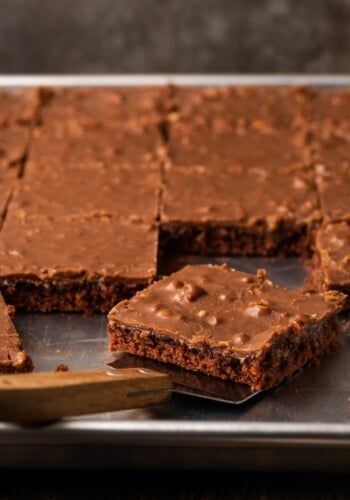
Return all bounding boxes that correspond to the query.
[0,75,350,471]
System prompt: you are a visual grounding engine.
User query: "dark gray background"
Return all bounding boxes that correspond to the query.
[1,0,350,73]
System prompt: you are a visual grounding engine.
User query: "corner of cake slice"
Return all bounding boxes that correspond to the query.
[107,264,345,391]
[0,293,33,373]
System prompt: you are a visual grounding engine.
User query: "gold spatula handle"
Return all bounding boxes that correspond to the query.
[0,368,172,423]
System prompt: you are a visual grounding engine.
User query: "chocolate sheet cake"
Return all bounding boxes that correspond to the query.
[0,85,348,377]
[108,265,344,390]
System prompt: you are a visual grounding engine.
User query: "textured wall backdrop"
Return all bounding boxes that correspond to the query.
[0,0,349,73]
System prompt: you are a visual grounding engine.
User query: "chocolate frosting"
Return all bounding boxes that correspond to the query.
[41,87,164,129]
[0,212,158,281]
[169,86,307,131]
[20,88,163,225]
[303,88,350,139]
[0,89,39,179]
[12,159,160,222]
[162,86,320,229]
[29,124,161,166]
[109,264,344,355]
[163,130,319,227]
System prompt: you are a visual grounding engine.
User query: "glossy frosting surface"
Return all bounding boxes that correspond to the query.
[0,212,158,280]
[110,264,342,354]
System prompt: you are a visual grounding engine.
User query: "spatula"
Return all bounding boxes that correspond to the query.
[0,352,260,424]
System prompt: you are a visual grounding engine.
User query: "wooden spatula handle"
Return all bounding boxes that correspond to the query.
[0,368,172,423]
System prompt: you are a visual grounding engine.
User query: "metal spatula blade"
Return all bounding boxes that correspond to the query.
[108,351,261,405]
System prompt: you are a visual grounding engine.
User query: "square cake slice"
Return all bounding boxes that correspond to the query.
[161,128,319,256]
[108,264,344,390]
[0,211,158,313]
[0,293,33,373]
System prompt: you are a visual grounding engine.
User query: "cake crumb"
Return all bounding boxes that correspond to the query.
[55,363,69,372]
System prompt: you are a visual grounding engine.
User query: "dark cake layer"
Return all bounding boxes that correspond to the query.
[1,278,147,314]
[160,217,315,257]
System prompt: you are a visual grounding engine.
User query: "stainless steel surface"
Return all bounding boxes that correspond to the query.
[0,75,349,470]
